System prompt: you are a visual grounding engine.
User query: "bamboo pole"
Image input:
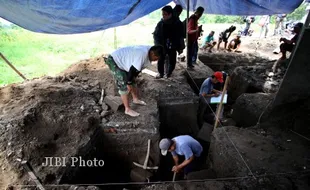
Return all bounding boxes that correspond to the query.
[0,53,27,80]
[214,76,230,128]
[114,28,117,49]
[186,0,189,65]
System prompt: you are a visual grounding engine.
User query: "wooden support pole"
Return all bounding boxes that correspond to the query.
[214,76,230,129]
[0,53,27,80]
[186,0,189,64]
[114,28,117,49]
[143,139,151,169]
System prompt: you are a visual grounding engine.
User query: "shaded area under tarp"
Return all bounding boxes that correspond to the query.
[0,0,303,34]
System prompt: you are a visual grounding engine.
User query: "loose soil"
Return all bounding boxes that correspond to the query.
[0,37,309,190]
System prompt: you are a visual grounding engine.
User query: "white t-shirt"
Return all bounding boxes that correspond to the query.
[110,45,152,72]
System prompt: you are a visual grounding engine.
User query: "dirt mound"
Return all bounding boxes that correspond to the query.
[1,48,309,190]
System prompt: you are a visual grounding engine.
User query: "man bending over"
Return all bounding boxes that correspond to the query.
[105,45,163,117]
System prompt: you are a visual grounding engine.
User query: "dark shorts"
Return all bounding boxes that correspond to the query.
[184,155,204,175]
[104,55,136,95]
[219,32,228,43]
[280,43,294,52]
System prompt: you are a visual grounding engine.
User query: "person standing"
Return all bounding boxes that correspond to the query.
[243,16,255,36]
[159,135,203,178]
[105,45,163,117]
[153,5,184,78]
[259,15,270,38]
[187,6,204,68]
[274,14,286,36]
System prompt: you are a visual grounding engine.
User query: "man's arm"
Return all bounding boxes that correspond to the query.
[176,155,194,170]
[234,44,241,51]
[212,89,222,94]
[172,145,194,172]
[172,155,179,166]
[201,92,219,97]
[280,37,296,45]
[153,21,162,45]
[227,31,232,39]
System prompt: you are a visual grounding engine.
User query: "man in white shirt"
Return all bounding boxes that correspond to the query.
[105,45,163,117]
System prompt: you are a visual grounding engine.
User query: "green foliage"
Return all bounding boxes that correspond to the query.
[286,2,308,21]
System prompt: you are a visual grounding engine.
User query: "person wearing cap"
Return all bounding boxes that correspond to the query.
[213,71,228,121]
[159,135,203,177]
[197,71,224,128]
[105,45,164,117]
[227,34,241,52]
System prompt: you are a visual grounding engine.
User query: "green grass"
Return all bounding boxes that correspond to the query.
[0,18,275,86]
[0,20,159,86]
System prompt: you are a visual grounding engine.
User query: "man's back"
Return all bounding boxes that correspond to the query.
[153,18,184,50]
[199,77,213,96]
[172,135,203,159]
[111,45,151,72]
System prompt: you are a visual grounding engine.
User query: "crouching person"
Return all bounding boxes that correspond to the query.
[105,45,163,117]
[201,31,217,53]
[159,135,204,179]
[227,34,241,52]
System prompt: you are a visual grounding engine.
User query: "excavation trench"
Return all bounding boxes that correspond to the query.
[56,90,215,190]
[54,65,234,188]
[57,98,207,188]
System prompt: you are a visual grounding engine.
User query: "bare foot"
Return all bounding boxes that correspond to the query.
[133,99,147,106]
[125,109,140,117]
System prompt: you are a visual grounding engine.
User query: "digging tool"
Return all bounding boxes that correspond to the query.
[133,139,158,170]
[17,159,45,190]
[172,172,176,182]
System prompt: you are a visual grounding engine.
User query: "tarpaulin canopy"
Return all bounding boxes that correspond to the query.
[176,0,304,15]
[0,0,303,34]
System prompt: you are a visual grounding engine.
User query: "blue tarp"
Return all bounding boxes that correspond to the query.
[0,0,303,34]
[176,0,304,15]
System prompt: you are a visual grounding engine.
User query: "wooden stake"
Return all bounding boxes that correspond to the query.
[172,172,176,182]
[214,76,230,129]
[0,53,27,80]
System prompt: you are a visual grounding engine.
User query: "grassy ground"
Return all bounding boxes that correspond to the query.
[0,16,276,86]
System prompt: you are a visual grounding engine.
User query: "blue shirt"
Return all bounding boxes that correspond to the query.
[199,77,213,96]
[171,135,203,160]
[201,35,214,47]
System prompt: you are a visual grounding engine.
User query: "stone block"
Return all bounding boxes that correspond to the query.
[130,168,153,182]
[104,95,124,112]
[197,123,214,143]
[232,93,274,127]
